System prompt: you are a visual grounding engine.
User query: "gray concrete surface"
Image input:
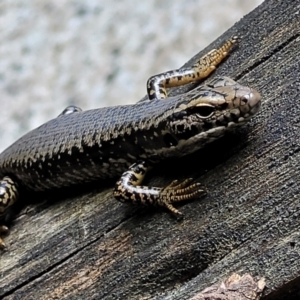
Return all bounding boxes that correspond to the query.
[0,0,263,152]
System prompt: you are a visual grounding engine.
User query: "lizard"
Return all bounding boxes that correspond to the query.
[0,36,261,249]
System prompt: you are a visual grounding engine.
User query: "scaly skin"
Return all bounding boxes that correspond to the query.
[0,37,261,249]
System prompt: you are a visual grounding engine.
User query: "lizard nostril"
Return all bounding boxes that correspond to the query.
[241,97,248,104]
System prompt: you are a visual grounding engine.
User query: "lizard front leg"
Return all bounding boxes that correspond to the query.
[0,176,19,249]
[113,161,206,215]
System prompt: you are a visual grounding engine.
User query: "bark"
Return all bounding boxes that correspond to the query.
[1,0,300,299]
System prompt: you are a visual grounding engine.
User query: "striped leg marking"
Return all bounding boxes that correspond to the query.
[113,161,206,215]
[0,176,19,249]
[146,36,238,100]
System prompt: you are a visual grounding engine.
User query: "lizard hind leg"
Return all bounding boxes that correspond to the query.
[146,36,239,100]
[0,176,19,249]
[113,161,206,215]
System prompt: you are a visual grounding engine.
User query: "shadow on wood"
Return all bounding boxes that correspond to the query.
[1,0,300,299]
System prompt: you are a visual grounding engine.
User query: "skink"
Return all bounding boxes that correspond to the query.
[0,37,261,248]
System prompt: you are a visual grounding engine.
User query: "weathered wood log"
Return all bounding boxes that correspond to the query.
[1,0,300,299]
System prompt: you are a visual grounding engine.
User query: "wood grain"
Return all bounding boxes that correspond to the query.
[1,0,300,299]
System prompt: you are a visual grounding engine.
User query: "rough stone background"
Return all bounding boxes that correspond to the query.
[0,0,263,152]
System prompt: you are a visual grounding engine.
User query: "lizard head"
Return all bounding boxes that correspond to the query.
[168,78,261,138]
[158,77,261,157]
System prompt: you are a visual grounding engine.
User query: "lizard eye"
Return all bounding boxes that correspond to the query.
[193,104,215,119]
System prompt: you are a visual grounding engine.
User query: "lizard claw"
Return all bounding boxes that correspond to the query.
[159,179,207,215]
